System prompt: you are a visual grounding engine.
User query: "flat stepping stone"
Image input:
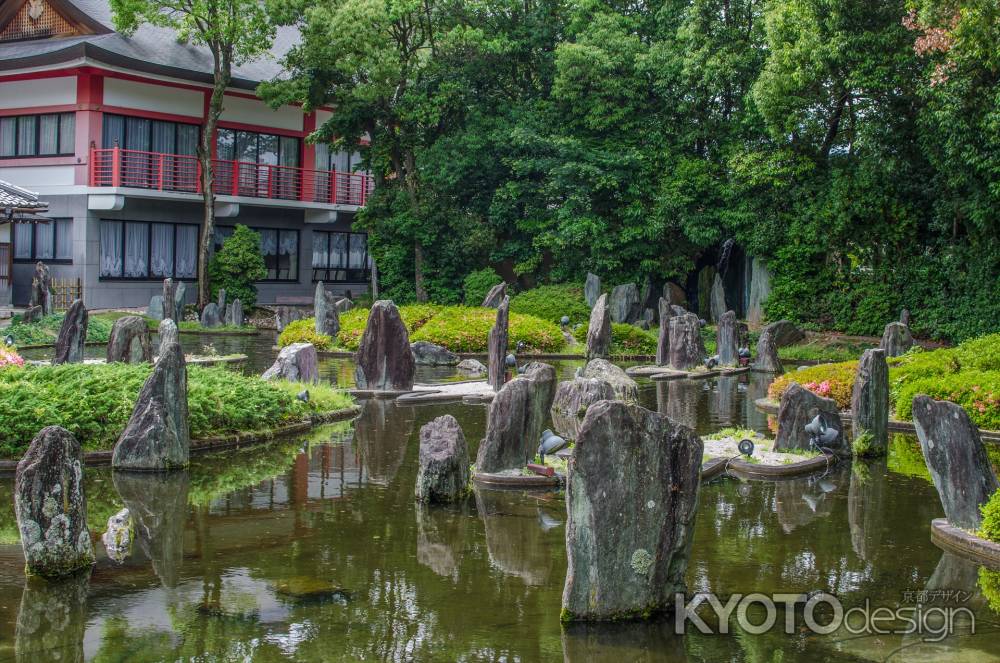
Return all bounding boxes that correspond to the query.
[626,365,750,380]
[394,380,496,404]
[473,469,564,489]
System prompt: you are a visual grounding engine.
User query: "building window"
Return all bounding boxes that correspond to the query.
[100,220,198,280]
[13,219,72,262]
[102,114,200,191]
[216,128,300,198]
[213,226,299,282]
[0,113,74,157]
[312,231,369,283]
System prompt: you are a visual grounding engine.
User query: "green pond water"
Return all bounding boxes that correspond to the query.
[3,334,1000,661]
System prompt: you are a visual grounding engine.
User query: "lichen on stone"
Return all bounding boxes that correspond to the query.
[631,548,653,576]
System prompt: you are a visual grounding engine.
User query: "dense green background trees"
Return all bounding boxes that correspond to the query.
[264,0,999,341]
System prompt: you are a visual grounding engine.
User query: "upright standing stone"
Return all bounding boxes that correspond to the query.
[355,300,415,391]
[583,358,638,402]
[112,340,190,471]
[586,293,612,361]
[880,321,913,357]
[752,324,783,373]
[107,315,152,363]
[716,310,738,366]
[30,261,52,316]
[900,308,911,327]
[764,320,805,347]
[562,400,702,622]
[262,342,320,384]
[551,377,615,439]
[158,318,179,350]
[745,258,771,327]
[709,274,727,323]
[663,282,686,307]
[216,288,226,312]
[477,362,557,473]
[851,349,889,455]
[668,313,704,371]
[314,282,340,337]
[584,273,601,308]
[174,281,186,314]
[482,282,507,308]
[14,426,95,577]
[200,303,222,328]
[774,382,846,455]
[22,305,42,323]
[913,396,999,531]
[52,299,87,365]
[487,296,510,392]
[609,283,640,323]
[225,298,244,327]
[148,295,164,321]
[656,297,672,365]
[415,415,470,503]
[162,279,176,322]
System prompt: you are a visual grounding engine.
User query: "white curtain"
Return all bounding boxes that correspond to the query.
[100,221,123,277]
[312,232,328,269]
[39,115,59,155]
[331,233,348,269]
[349,234,366,269]
[150,223,174,277]
[55,220,72,260]
[0,117,15,157]
[175,225,198,278]
[14,223,32,259]
[124,222,148,277]
[59,113,74,155]
[34,222,54,260]
[260,229,277,256]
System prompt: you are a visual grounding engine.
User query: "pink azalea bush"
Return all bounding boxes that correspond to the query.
[0,346,24,370]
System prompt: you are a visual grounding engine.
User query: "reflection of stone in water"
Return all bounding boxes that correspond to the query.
[475,488,557,586]
[708,376,738,426]
[561,620,687,663]
[15,569,90,663]
[774,474,837,534]
[353,399,415,485]
[848,459,887,563]
[416,503,471,581]
[113,470,189,588]
[744,371,773,431]
[657,380,698,430]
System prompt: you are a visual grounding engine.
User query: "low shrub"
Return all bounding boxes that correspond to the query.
[277,318,334,351]
[892,370,1000,431]
[510,284,591,326]
[208,225,267,308]
[320,304,441,351]
[980,489,1000,544]
[463,268,503,305]
[767,361,857,409]
[5,313,113,346]
[0,346,24,369]
[410,307,564,352]
[572,322,658,356]
[0,363,353,458]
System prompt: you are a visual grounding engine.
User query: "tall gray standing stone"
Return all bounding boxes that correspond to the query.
[200,303,222,328]
[716,310,738,366]
[112,340,190,471]
[586,293,612,361]
[584,273,601,308]
[314,282,340,337]
[913,396,1000,531]
[476,362,557,473]
[562,400,702,622]
[14,426,95,578]
[851,349,889,455]
[30,261,52,316]
[162,279,176,323]
[752,325,783,373]
[745,258,771,327]
[487,296,510,392]
[174,281,186,313]
[226,298,244,327]
[709,274,727,323]
[551,377,615,439]
[609,283,640,324]
[774,382,847,455]
[263,342,320,384]
[216,288,226,312]
[158,318,179,350]
[148,295,164,321]
[415,415,471,503]
[482,282,507,308]
[880,321,913,357]
[355,300,415,391]
[52,299,87,365]
[900,308,911,326]
[656,297,672,365]
[107,315,152,363]
[668,313,704,371]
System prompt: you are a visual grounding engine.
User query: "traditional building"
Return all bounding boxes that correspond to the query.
[0,0,372,309]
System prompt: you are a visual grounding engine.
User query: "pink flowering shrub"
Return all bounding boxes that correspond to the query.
[0,346,24,370]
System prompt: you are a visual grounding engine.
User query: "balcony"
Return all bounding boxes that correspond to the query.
[89,147,373,207]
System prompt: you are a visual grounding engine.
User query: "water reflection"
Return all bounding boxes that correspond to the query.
[475,488,562,586]
[848,459,888,564]
[112,471,189,588]
[561,621,688,662]
[15,570,90,663]
[353,399,415,486]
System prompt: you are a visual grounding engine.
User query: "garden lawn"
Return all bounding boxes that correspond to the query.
[0,363,354,459]
[5,312,114,345]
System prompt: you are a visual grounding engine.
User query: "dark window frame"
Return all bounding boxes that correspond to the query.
[98,219,200,281]
[12,219,73,264]
[0,112,75,158]
[213,225,300,283]
[101,113,201,154]
[311,230,370,283]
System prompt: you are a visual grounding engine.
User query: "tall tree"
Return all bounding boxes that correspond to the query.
[110,0,275,307]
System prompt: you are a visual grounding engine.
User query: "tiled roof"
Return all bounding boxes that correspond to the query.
[0,0,299,89]
[0,179,47,210]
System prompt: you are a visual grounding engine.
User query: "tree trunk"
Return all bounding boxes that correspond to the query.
[414,240,427,302]
[197,54,231,309]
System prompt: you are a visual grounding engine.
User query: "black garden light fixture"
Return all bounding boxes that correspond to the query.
[738,438,755,458]
[804,413,839,452]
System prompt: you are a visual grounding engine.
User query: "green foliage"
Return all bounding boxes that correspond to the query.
[768,361,858,409]
[979,568,1000,614]
[410,307,564,353]
[463,269,503,306]
[0,363,353,458]
[572,322,658,356]
[510,284,591,326]
[887,434,932,482]
[980,489,1000,544]
[331,305,441,351]
[277,319,334,351]
[5,313,113,346]
[892,370,1000,430]
[207,225,267,308]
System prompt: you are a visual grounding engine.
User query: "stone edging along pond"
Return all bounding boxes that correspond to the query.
[299,347,657,362]
[754,397,1000,443]
[930,518,1000,569]
[0,405,361,473]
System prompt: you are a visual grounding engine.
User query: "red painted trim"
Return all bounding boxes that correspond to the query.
[0,104,78,117]
[75,70,103,106]
[101,105,202,125]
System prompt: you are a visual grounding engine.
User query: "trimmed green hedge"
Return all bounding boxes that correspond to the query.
[277,319,335,351]
[980,489,1000,544]
[463,268,503,305]
[572,321,658,355]
[0,363,353,459]
[510,284,591,326]
[6,313,113,346]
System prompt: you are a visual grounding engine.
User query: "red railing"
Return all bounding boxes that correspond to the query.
[89,147,373,206]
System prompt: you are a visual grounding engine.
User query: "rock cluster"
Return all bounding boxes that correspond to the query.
[355,300,415,391]
[415,415,470,503]
[476,362,556,473]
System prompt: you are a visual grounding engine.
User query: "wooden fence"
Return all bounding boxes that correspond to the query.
[0,243,9,291]
[51,277,82,311]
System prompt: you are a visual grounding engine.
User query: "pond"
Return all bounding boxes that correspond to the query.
[3,333,1000,661]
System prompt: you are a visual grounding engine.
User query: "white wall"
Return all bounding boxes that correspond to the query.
[221,95,303,132]
[0,165,75,188]
[0,77,76,109]
[103,78,203,118]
